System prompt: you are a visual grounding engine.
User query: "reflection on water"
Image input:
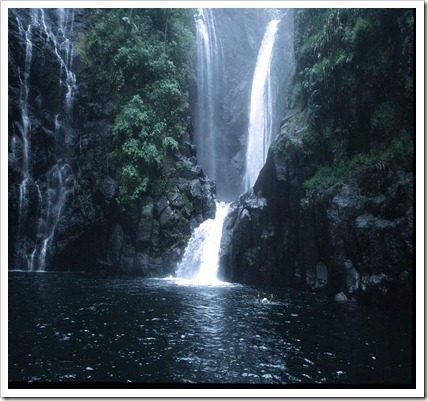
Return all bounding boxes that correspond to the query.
[9,271,413,384]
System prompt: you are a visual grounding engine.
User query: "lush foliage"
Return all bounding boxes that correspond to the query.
[293,9,415,190]
[303,161,348,191]
[303,130,414,191]
[81,9,195,205]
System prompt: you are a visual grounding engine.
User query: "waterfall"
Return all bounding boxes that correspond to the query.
[176,202,230,284]
[244,19,280,191]
[176,13,284,283]
[193,8,224,184]
[13,9,77,271]
[176,9,228,284]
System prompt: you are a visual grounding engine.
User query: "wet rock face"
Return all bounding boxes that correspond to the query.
[342,259,360,295]
[46,104,217,276]
[219,119,309,287]
[9,8,85,270]
[221,107,414,307]
[306,262,329,292]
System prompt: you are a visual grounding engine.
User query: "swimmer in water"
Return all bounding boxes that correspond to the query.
[257,293,273,304]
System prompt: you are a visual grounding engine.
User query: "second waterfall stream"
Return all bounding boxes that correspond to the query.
[245,19,280,191]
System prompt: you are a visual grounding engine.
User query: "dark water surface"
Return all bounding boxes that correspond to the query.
[9,271,413,385]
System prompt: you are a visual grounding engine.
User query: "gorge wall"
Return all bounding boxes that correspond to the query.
[219,108,414,307]
[220,9,415,307]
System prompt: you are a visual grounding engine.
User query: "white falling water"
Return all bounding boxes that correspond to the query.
[38,163,75,270]
[244,19,280,191]
[173,10,229,285]
[38,8,77,115]
[38,9,77,271]
[194,8,223,182]
[176,202,230,284]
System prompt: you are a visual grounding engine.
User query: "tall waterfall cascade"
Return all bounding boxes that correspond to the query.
[176,202,230,284]
[193,8,224,184]
[13,9,77,271]
[244,19,280,191]
[176,9,229,284]
[177,11,285,283]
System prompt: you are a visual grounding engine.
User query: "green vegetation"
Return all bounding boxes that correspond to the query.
[303,162,348,191]
[303,131,414,191]
[82,9,195,205]
[182,193,193,212]
[293,8,415,190]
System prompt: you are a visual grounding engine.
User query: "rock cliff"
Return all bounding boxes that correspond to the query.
[219,9,414,307]
[8,8,216,275]
[220,106,414,307]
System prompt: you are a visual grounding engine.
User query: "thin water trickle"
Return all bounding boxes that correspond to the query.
[13,9,77,271]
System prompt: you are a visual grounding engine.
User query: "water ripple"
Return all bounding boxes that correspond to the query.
[8,272,413,384]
